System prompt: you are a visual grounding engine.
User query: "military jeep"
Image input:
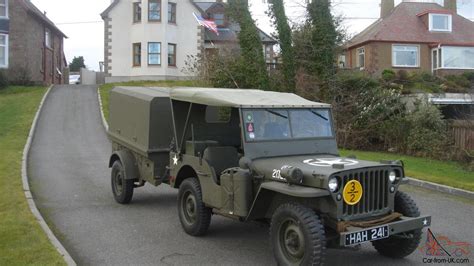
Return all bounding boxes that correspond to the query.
[107,87,431,265]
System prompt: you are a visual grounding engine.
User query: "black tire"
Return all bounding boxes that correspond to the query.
[178,178,212,236]
[372,191,422,258]
[270,203,326,266]
[111,160,134,204]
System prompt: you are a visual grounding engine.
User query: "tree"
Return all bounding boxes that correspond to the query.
[302,0,339,79]
[69,56,86,72]
[268,0,296,92]
[227,0,269,89]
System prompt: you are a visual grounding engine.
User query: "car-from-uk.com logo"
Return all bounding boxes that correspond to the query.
[419,229,471,264]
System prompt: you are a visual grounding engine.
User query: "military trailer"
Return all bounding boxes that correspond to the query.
[108,87,431,265]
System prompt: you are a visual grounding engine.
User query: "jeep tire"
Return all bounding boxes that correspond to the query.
[111,160,134,204]
[178,178,212,236]
[270,203,326,265]
[372,191,422,258]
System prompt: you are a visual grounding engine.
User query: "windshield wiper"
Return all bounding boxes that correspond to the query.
[310,110,328,121]
[265,109,288,119]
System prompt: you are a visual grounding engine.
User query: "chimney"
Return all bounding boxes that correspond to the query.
[444,0,457,14]
[380,0,394,18]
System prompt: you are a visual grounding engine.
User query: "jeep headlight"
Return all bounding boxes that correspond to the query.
[389,171,397,183]
[328,178,338,192]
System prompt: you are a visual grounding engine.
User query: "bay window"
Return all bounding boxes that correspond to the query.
[392,45,419,68]
[148,0,161,22]
[442,46,474,69]
[0,34,8,68]
[0,0,7,18]
[148,42,161,65]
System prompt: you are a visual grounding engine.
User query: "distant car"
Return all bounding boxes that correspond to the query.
[69,75,80,85]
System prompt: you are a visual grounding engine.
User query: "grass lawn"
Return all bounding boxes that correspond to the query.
[0,87,65,265]
[340,149,474,192]
[99,80,209,120]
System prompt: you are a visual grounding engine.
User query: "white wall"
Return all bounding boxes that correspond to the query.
[108,0,202,80]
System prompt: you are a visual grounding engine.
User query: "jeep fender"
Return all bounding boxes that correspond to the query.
[109,150,140,180]
[246,181,330,221]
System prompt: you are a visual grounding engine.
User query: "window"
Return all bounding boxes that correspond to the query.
[442,46,474,69]
[168,43,176,66]
[45,29,52,48]
[429,14,452,32]
[168,2,176,23]
[392,45,419,67]
[211,13,225,26]
[133,2,142,23]
[0,34,8,68]
[148,42,161,65]
[432,49,438,70]
[357,47,365,69]
[148,0,161,21]
[0,0,7,18]
[133,43,141,66]
[242,109,334,142]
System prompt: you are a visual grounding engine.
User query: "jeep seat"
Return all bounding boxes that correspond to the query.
[203,146,239,184]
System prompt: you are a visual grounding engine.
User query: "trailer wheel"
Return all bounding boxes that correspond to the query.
[178,178,211,236]
[270,203,326,266]
[111,160,134,204]
[372,191,422,258]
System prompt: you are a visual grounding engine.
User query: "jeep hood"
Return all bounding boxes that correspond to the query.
[251,155,395,188]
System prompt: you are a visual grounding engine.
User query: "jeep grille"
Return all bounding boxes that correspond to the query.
[337,168,390,219]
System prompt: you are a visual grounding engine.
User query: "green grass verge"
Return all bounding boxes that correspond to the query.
[0,87,65,265]
[340,149,474,192]
[99,80,209,121]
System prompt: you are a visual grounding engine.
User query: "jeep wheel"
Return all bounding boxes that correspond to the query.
[111,160,134,204]
[178,178,212,236]
[270,203,326,265]
[372,191,422,258]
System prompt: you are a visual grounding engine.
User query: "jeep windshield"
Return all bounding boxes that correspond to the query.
[242,108,333,142]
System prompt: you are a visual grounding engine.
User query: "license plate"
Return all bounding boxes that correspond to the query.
[344,225,389,246]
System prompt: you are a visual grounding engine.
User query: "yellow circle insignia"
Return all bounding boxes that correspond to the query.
[343,180,363,205]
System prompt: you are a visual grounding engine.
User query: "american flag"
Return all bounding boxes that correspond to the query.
[193,12,219,36]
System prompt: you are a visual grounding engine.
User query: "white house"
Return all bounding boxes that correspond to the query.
[101,0,277,83]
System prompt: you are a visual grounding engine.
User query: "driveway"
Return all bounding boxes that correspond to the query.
[28,85,474,265]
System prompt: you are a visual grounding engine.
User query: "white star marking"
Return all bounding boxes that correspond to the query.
[172,155,178,165]
[423,218,428,226]
[303,158,359,167]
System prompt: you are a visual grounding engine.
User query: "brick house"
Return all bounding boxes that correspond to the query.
[344,0,474,76]
[101,0,277,82]
[0,0,67,85]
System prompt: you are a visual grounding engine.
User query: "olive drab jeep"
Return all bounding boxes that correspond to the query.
[107,87,431,265]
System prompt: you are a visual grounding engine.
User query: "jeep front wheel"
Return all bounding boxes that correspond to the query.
[372,191,422,258]
[178,178,212,236]
[270,203,326,265]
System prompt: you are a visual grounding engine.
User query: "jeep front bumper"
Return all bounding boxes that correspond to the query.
[339,215,431,246]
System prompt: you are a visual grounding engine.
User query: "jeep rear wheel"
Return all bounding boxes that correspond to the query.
[372,191,422,258]
[111,160,134,204]
[270,203,326,265]
[178,178,212,236]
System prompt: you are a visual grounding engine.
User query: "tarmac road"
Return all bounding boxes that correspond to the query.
[29,85,473,265]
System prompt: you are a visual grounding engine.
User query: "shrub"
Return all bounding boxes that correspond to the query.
[381,69,396,82]
[397,69,409,82]
[406,102,449,158]
[0,69,8,90]
[8,67,34,86]
[462,71,474,82]
[445,75,470,89]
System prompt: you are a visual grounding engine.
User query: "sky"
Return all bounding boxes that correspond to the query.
[30,0,474,71]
